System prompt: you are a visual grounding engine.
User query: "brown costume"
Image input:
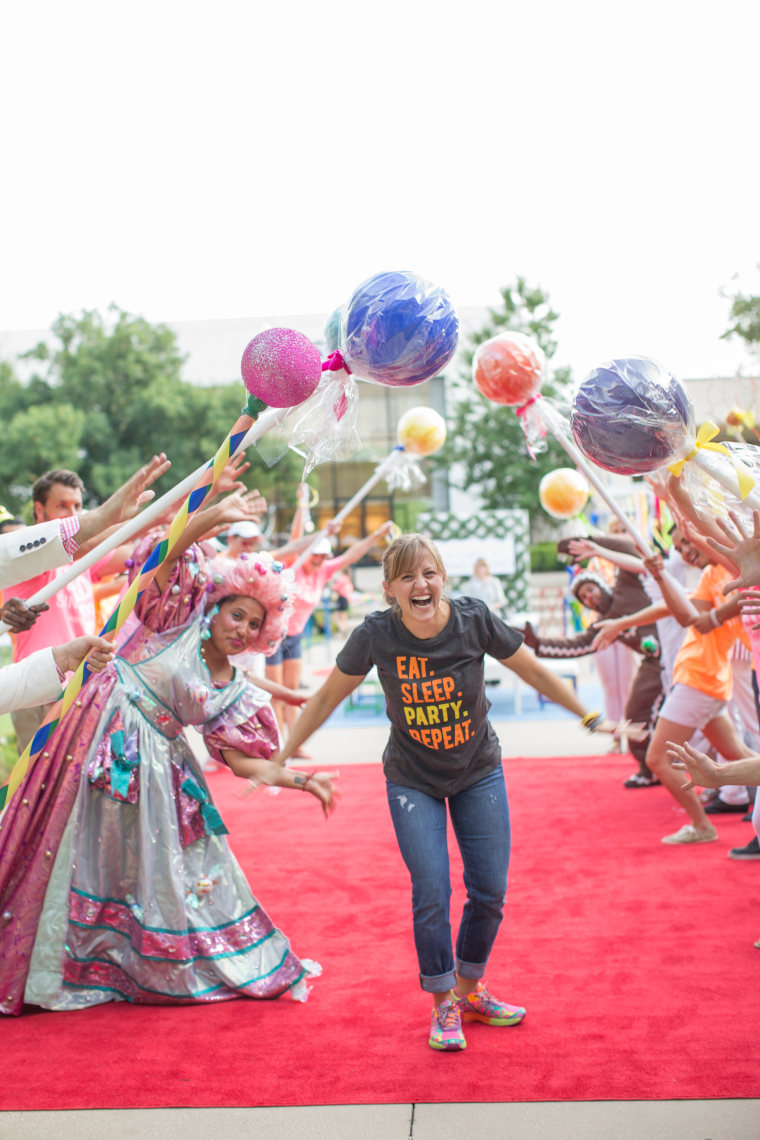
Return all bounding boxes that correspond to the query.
[523,535,663,782]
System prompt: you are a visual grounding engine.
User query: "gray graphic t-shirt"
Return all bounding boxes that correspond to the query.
[336,596,523,798]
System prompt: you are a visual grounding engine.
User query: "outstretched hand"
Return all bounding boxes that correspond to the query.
[105,454,172,523]
[706,510,760,593]
[207,488,267,532]
[565,538,598,563]
[666,739,722,790]
[307,771,340,818]
[596,718,648,743]
[591,618,621,651]
[212,452,252,498]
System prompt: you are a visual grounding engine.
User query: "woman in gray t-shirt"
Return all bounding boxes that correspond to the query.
[273,533,625,1053]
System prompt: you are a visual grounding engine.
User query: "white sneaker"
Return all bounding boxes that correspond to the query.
[661,823,718,845]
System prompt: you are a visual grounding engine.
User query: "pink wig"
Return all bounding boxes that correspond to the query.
[204,553,295,656]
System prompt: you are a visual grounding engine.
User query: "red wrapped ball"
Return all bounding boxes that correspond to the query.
[472,331,545,407]
[241,328,322,408]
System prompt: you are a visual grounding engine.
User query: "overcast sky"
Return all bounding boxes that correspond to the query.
[3,0,759,385]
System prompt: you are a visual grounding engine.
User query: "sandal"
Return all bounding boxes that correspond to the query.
[623,772,661,788]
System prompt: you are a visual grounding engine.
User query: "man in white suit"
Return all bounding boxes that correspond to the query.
[0,453,169,720]
[0,453,169,592]
[0,632,114,717]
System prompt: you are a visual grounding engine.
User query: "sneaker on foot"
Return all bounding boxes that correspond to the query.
[661,823,718,845]
[705,798,750,815]
[456,982,526,1026]
[428,999,467,1051]
[728,836,760,860]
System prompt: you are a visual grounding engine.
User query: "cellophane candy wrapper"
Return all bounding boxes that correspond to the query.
[516,392,573,458]
[287,368,361,476]
[677,439,760,525]
[385,452,427,492]
[516,396,550,455]
[571,356,694,476]
[340,270,459,387]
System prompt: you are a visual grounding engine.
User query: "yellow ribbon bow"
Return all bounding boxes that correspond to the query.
[667,421,755,500]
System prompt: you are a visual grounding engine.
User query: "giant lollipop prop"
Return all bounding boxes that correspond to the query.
[289,270,459,476]
[291,406,447,569]
[472,332,654,556]
[0,328,323,638]
[570,355,760,515]
[0,329,323,810]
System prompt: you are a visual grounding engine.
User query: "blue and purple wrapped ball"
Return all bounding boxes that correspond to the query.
[570,355,694,475]
[323,306,343,354]
[339,270,459,387]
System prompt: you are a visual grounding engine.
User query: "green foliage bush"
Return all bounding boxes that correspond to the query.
[529,541,563,572]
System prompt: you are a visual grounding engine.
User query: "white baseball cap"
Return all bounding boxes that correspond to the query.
[311,537,333,556]
[227,521,261,539]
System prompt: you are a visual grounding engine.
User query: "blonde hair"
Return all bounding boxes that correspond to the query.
[382,533,447,614]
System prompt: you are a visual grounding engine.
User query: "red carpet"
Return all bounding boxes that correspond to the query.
[2,755,759,1110]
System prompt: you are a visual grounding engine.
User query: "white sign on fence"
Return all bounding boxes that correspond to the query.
[433,535,516,578]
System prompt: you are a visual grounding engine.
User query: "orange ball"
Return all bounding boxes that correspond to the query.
[472,331,545,406]
[538,468,590,519]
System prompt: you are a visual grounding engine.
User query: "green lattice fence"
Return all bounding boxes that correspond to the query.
[416,509,530,616]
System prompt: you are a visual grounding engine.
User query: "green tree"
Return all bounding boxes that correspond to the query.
[0,305,304,517]
[435,277,572,520]
[722,268,760,355]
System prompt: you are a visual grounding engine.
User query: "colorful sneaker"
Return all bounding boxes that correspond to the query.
[456,982,526,1026]
[661,822,717,845]
[428,998,467,1051]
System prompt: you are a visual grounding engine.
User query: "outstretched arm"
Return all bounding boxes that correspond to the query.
[152,488,266,592]
[591,603,670,650]
[221,749,339,817]
[565,537,646,575]
[501,645,646,740]
[667,739,760,790]
[643,553,701,626]
[76,454,171,552]
[271,666,366,764]
[331,521,396,572]
[707,510,760,593]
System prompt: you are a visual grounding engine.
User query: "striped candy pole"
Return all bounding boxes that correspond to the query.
[0,396,272,811]
[0,404,291,636]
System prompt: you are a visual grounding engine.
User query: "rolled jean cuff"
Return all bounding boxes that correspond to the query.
[419,970,457,994]
[456,958,487,982]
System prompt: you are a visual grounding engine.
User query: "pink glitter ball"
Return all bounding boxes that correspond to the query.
[240,328,322,408]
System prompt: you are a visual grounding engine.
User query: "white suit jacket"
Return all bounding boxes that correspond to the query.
[0,521,69,591]
[0,647,62,716]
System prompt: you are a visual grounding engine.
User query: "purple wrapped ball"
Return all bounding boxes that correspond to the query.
[571,356,694,475]
[241,328,322,408]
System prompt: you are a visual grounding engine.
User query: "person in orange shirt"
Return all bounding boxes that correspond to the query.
[642,555,755,845]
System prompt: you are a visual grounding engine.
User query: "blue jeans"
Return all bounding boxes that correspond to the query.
[386,766,510,993]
